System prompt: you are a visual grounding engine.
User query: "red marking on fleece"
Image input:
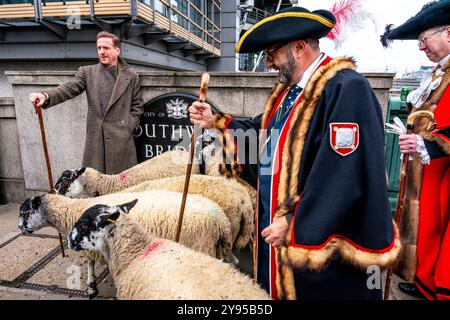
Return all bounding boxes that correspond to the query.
[140,240,165,259]
[118,172,130,184]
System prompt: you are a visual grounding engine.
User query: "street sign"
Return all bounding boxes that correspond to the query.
[134,92,219,163]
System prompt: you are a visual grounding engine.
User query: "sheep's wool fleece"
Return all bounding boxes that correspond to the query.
[82,150,201,196]
[115,237,269,300]
[120,174,254,250]
[45,190,232,258]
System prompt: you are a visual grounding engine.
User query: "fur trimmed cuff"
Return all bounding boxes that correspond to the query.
[421,130,450,156]
[213,112,240,178]
[431,132,450,155]
[285,223,401,272]
[274,196,300,218]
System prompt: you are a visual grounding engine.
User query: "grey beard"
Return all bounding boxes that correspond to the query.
[277,49,297,85]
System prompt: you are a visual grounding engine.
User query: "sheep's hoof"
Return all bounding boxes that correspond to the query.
[88,282,99,300]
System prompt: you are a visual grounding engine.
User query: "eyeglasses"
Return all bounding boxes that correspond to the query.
[418,27,447,47]
[263,43,287,61]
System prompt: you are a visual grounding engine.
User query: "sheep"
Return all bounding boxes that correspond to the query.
[120,174,254,251]
[52,146,258,209]
[52,148,258,232]
[68,200,270,300]
[18,190,232,298]
[51,142,258,250]
[52,149,200,198]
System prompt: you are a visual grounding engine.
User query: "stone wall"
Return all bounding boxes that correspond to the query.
[0,98,25,203]
[3,71,394,200]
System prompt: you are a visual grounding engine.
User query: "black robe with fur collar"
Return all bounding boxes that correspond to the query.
[214,56,400,299]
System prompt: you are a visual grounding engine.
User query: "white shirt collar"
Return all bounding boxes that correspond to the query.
[296,53,327,89]
[438,53,450,67]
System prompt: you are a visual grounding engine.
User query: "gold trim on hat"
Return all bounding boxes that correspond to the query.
[236,12,335,53]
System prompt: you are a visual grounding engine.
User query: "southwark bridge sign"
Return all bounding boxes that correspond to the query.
[133,92,219,163]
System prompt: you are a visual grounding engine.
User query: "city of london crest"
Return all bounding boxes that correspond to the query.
[329,122,359,156]
[166,98,188,119]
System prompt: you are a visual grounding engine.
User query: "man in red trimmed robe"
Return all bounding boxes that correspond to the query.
[190,6,399,300]
[381,0,450,301]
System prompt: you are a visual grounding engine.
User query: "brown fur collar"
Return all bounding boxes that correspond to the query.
[407,58,450,113]
[410,58,450,155]
[393,59,450,281]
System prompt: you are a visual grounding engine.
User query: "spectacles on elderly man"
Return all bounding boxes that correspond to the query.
[418,27,447,47]
[263,43,287,61]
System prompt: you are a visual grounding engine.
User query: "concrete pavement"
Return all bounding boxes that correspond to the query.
[0,203,419,300]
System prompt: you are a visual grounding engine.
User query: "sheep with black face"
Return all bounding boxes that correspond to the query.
[52,150,201,198]
[68,200,269,300]
[18,190,233,298]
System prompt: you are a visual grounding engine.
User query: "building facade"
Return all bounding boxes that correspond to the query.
[0,0,224,95]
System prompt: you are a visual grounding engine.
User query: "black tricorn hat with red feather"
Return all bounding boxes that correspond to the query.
[236,6,336,54]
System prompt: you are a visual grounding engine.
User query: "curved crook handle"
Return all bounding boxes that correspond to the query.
[406,110,435,132]
[198,72,210,103]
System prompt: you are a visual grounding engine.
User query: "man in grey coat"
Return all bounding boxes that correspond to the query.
[29,31,143,174]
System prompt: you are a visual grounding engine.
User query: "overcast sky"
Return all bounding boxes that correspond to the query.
[297,0,432,77]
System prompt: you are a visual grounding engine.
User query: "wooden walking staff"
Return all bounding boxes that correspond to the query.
[383,110,435,300]
[33,101,66,257]
[175,72,210,242]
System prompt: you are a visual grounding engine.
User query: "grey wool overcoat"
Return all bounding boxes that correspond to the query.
[44,57,143,174]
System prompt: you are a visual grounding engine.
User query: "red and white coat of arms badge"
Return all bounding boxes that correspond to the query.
[329,123,359,156]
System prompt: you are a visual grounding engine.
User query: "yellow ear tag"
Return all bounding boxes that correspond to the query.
[106,218,116,224]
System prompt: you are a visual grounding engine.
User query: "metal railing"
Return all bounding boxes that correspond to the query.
[240,5,269,24]
[238,6,270,71]
[0,0,221,56]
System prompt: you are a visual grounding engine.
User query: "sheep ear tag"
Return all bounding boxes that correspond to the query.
[329,123,359,156]
[98,210,121,227]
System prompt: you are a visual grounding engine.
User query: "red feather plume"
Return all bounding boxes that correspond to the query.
[326,0,371,48]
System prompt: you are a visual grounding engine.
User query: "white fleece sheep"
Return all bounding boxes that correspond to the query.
[54,147,257,209]
[68,201,269,300]
[54,150,200,198]
[19,191,232,258]
[19,191,232,298]
[52,145,258,250]
[121,174,254,250]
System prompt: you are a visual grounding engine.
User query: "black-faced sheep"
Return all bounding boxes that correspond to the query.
[18,191,232,298]
[53,150,200,198]
[68,200,270,300]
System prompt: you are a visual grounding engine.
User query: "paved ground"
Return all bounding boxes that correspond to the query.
[0,203,419,300]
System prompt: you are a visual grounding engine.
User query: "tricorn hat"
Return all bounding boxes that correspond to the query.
[381,0,450,47]
[236,6,336,54]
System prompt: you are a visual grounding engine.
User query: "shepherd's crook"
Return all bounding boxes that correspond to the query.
[175,73,210,242]
[383,110,435,300]
[33,102,66,258]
